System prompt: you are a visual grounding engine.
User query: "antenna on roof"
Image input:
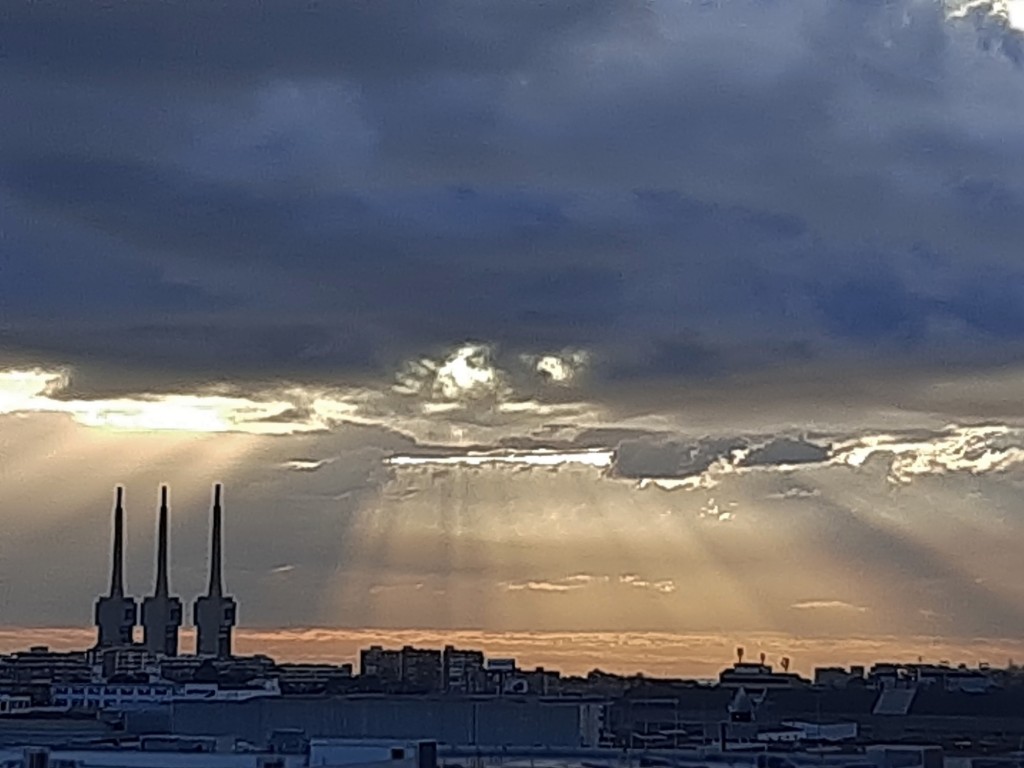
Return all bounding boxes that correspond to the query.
[736,647,744,664]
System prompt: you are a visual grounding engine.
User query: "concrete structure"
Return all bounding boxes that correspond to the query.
[360,648,402,685]
[0,719,115,748]
[133,696,605,748]
[0,739,436,768]
[51,679,280,711]
[52,680,176,710]
[359,648,441,693]
[94,488,138,649]
[719,662,808,692]
[396,649,441,693]
[608,685,1024,751]
[160,654,276,684]
[441,647,484,693]
[756,720,859,743]
[276,664,353,694]
[0,647,90,683]
[815,666,867,688]
[94,646,158,679]
[869,663,996,693]
[194,485,237,658]
[866,745,944,768]
[484,658,519,694]
[0,696,31,715]
[141,486,183,656]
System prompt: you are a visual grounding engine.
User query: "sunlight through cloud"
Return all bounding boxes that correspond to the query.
[522,349,590,385]
[386,448,614,469]
[949,0,1024,28]
[0,344,601,440]
[790,600,869,613]
[832,425,1024,482]
[0,368,308,434]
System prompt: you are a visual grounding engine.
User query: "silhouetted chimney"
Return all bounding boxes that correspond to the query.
[110,487,125,598]
[142,485,182,655]
[94,487,137,648]
[155,486,169,596]
[194,484,236,657]
[209,484,223,597]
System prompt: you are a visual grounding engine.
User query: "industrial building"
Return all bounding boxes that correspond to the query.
[0,739,438,768]
[93,484,237,659]
[7,485,1024,764]
[140,487,182,657]
[126,695,606,748]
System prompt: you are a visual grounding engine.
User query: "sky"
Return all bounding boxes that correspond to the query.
[4,0,1024,676]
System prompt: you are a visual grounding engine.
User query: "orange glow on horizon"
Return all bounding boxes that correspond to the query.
[2,626,1023,679]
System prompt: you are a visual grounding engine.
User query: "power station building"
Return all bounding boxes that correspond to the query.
[94,484,237,658]
[193,484,238,658]
[140,486,183,656]
[93,488,137,649]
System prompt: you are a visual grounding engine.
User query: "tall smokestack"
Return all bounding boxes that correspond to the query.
[209,483,223,597]
[109,487,125,598]
[155,485,169,597]
[96,485,137,648]
[141,484,182,656]
[195,483,236,657]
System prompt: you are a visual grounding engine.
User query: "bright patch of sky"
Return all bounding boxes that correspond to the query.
[1009,0,1024,27]
[950,0,1024,27]
[387,449,614,469]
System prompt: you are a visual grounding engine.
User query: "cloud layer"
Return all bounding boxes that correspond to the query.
[3,1,1024,386]
[5,1,1024,667]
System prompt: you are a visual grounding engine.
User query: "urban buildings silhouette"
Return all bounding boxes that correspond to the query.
[7,483,1024,764]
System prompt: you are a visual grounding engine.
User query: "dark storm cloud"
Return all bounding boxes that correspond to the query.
[613,436,746,479]
[5,0,1024,390]
[609,434,832,480]
[741,438,831,468]
[0,0,626,83]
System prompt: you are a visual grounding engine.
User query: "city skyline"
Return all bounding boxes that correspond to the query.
[6,480,1024,679]
[5,0,1024,680]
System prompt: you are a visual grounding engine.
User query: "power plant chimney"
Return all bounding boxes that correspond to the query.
[194,484,236,658]
[156,485,169,596]
[110,487,125,597]
[141,485,183,656]
[209,484,223,597]
[94,487,137,648]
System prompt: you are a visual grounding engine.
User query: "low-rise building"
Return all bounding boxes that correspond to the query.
[441,647,484,693]
[0,738,437,768]
[398,648,441,693]
[868,663,996,692]
[779,719,858,742]
[276,664,353,694]
[51,679,281,712]
[359,647,402,686]
[0,695,32,716]
[719,662,809,693]
[359,647,441,693]
[0,648,90,684]
[94,647,159,679]
[815,666,867,689]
